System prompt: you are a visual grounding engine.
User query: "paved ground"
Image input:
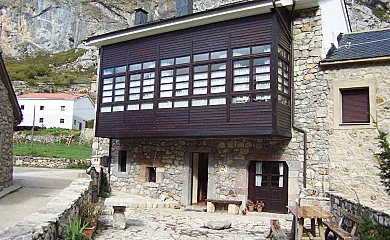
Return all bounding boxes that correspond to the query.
[95,208,292,240]
[0,167,84,230]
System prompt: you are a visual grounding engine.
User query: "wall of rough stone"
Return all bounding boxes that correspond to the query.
[292,8,331,193]
[0,177,92,239]
[13,156,90,168]
[13,128,94,145]
[110,138,292,204]
[0,72,15,188]
[324,62,390,207]
[327,192,390,227]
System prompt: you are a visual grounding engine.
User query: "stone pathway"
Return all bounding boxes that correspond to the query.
[95,208,292,240]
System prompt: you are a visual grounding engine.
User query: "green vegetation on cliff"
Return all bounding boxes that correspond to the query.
[4,49,94,86]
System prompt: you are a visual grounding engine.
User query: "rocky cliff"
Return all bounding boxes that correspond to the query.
[0,0,388,57]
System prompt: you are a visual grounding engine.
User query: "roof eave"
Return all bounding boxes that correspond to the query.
[320,56,390,66]
[86,0,319,47]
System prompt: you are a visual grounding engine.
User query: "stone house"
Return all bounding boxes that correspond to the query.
[0,48,22,188]
[321,29,390,207]
[86,0,354,213]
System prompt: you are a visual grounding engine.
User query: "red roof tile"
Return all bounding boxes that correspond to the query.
[17,93,87,99]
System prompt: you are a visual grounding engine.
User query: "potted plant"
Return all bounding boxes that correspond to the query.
[246,199,255,212]
[255,200,265,212]
[62,217,88,240]
[81,203,101,239]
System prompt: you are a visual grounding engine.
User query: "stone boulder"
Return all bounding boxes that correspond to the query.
[203,220,231,230]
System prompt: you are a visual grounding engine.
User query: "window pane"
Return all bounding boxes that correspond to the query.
[234,60,250,68]
[194,65,208,73]
[174,101,188,108]
[161,77,173,84]
[176,82,188,89]
[233,84,249,91]
[103,68,114,75]
[211,86,225,93]
[160,58,174,66]
[143,61,155,69]
[209,97,226,105]
[177,68,189,75]
[254,57,271,65]
[234,68,250,76]
[255,82,270,90]
[130,80,140,87]
[103,78,113,84]
[255,66,270,73]
[144,79,154,86]
[211,63,226,71]
[175,89,188,96]
[101,106,111,112]
[141,103,153,109]
[253,94,271,102]
[103,85,113,90]
[211,78,225,86]
[194,53,209,62]
[130,63,141,71]
[232,95,250,104]
[129,94,140,100]
[130,74,141,80]
[211,51,227,59]
[115,66,126,73]
[252,45,271,54]
[255,74,270,82]
[129,87,140,93]
[194,80,208,87]
[143,85,154,92]
[115,82,125,89]
[158,101,173,109]
[161,70,173,77]
[160,84,172,91]
[233,47,250,56]
[144,72,155,79]
[192,99,207,106]
[143,92,154,99]
[114,96,124,102]
[160,91,172,98]
[102,97,112,103]
[211,70,226,78]
[127,104,139,111]
[113,105,124,112]
[194,73,208,80]
[115,89,125,95]
[176,75,189,82]
[234,76,250,84]
[176,56,190,64]
[193,87,207,95]
[103,91,112,97]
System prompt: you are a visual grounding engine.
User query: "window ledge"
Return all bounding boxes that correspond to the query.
[335,123,375,130]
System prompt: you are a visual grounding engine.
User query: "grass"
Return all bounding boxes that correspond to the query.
[4,49,95,87]
[13,143,92,159]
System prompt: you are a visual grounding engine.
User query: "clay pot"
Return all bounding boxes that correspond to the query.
[248,205,255,212]
[257,207,263,212]
[83,225,96,239]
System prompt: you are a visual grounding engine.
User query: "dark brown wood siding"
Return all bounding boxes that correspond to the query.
[97,13,292,139]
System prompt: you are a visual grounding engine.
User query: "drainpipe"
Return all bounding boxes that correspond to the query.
[272,0,307,188]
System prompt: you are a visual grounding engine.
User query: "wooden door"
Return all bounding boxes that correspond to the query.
[248,161,288,213]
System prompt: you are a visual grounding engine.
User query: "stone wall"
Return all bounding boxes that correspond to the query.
[0,70,15,188]
[327,192,390,227]
[110,138,292,204]
[13,128,94,145]
[324,62,390,207]
[14,156,90,168]
[292,8,331,193]
[0,177,92,239]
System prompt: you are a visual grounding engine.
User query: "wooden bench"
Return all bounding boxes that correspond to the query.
[324,210,363,240]
[206,199,242,214]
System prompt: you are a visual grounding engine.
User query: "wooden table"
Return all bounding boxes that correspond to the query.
[287,206,333,240]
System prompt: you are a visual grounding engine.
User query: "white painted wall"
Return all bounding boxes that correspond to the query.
[319,0,350,57]
[18,97,95,130]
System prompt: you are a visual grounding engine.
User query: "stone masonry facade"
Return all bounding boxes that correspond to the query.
[107,7,330,207]
[324,62,390,207]
[0,71,15,188]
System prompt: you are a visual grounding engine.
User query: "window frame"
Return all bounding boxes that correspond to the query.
[333,80,376,129]
[60,118,65,124]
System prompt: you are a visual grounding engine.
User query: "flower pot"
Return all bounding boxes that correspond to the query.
[248,205,255,212]
[256,207,263,212]
[83,225,96,239]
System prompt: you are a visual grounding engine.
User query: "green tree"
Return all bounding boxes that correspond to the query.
[375,123,390,194]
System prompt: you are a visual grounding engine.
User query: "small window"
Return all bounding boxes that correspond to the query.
[60,118,65,123]
[74,120,76,125]
[39,118,44,123]
[341,88,370,124]
[21,105,25,110]
[147,167,156,182]
[40,106,44,110]
[118,150,127,172]
[61,106,65,111]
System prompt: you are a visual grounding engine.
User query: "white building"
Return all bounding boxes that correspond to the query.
[17,93,95,130]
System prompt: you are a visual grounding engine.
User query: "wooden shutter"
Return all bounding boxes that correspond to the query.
[341,88,369,123]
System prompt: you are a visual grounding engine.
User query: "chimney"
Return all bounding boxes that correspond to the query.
[176,0,193,17]
[134,8,148,25]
